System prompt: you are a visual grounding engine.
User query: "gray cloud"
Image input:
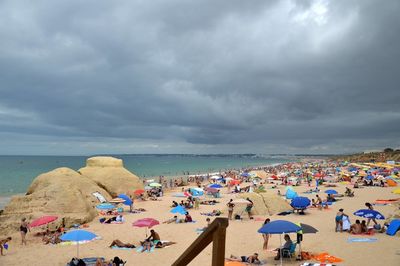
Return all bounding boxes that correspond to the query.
[0,0,399,155]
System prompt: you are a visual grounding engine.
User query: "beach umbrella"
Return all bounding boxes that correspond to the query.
[324,189,338,195]
[170,205,187,215]
[60,229,97,258]
[271,175,279,180]
[354,209,385,220]
[209,184,223,189]
[149,182,162,187]
[296,223,318,256]
[229,180,241,185]
[210,175,221,179]
[205,187,219,193]
[134,189,145,195]
[366,175,374,180]
[108,198,125,204]
[29,215,58,228]
[146,179,155,183]
[285,189,298,200]
[132,218,160,237]
[117,194,133,206]
[241,172,251,177]
[258,220,301,266]
[96,203,115,210]
[290,197,311,209]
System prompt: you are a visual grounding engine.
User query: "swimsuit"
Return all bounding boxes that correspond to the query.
[335,215,343,222]
[20,225,28,233]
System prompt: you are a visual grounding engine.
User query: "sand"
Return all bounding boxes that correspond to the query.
[1,183,399,266]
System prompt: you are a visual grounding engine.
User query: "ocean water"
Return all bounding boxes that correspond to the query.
[0,154,295,207]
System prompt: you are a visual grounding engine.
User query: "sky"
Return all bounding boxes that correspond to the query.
[0,0,399,155]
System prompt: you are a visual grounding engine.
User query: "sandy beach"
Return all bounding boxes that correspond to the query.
[1,169,399,266]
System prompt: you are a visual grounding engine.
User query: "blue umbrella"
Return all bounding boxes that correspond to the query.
[354,209,385,220]
[325,189,338,195]
[170,205,187,215]
[117,194,133,206]
[258,220,301,234]
[366,175,374,180]
[291,197,311,209]
[96,203,115,210]
[285,189,298,199]
[209,184,223,189]
[60,229,97,258]
[241,172,251,177]
[258,220,301,266]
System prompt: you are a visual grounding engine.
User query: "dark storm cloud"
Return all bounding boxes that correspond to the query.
[0,0,399,154]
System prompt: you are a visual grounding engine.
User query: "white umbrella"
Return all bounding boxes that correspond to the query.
[210,175,221,180]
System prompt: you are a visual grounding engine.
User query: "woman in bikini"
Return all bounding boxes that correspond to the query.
[262,218,271,250]
[226,199,235,220]
[365,202,378,227]
[20,217,29,245]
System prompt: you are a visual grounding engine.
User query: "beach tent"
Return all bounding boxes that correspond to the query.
[189,188,204,197]
[386,219,400,236]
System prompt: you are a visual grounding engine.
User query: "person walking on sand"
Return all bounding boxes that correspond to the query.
[20,217,29,245]
[245,198,254,219]
[262,218,271,250]
[227,199,235,220]
[365,202,378,227]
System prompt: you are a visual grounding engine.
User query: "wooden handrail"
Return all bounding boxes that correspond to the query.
[172,217,229,266]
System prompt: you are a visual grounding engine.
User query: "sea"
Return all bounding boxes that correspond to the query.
[0,154,300,208]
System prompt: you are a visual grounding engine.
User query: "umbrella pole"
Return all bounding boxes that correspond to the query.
[77,240,79,259]
[280,234,283,266]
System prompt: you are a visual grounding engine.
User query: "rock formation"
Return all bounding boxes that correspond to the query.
[79,156,143,197]
[0,167,111,234]
[235,192,292,216]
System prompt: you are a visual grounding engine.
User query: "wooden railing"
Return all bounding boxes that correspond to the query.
[172,217,229,266]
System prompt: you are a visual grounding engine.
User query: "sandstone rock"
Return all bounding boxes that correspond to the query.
[79,156,143,197]
[0,168,111,235]
[233,192,291,216]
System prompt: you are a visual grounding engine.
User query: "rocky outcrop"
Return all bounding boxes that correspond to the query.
[79,156,143,197]
[0,168,111,234]
[236,192,291,216]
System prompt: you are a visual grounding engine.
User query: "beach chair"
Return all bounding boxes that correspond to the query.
[282,243,297,259]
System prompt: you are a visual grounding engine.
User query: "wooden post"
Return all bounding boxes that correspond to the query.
[172,218,228,266]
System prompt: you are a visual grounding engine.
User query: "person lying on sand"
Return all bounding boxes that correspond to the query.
[227,253,260,264]
[140,239,154,252]
[0,237,12,256]
[42,231,61,245]
[200,210,222,216]
[109,239,136,248]
[200,200,219,205]
[155,241,177,248]
[163,216,178,224]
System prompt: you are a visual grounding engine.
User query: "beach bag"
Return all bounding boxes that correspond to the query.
[234,214,241,220]
[373,224,381,230]
[99,218,106,223]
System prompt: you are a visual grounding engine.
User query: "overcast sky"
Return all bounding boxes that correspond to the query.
[0,0,399,155]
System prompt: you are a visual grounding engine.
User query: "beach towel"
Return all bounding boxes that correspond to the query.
[92,192,107,203]
[386,219,400,236]
[300,263,336,266]
[111,246,134,250]
[342,216,351,231]
[347,237,377,243]
[312,253,343,263]
[136,246,155,253]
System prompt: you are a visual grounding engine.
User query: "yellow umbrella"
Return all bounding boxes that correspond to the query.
[392,188,400,194]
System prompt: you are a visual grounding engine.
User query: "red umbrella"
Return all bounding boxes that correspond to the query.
[134,189,145,195]
[230,180,241,185]
[132,218,160,237]
[271,175,279,180]
[132,218,159,228]
[29,215,58,228]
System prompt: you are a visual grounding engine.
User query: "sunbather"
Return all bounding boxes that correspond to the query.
[109,239,136,248]
[227,253,260,264]
[140,239,154,253]
[163,216,178,224]
[349,220,362,234]
[155,241,177,248]
[200,210,222,216]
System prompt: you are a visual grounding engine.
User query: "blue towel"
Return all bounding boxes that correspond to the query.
[347,237,377,243]
[136,246,155,253]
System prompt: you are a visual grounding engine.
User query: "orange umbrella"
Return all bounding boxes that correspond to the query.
[230,180,241,185]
